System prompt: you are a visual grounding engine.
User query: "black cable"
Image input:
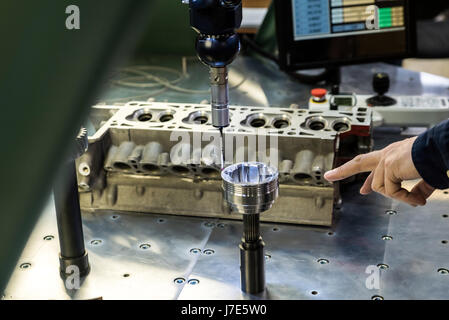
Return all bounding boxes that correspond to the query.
[241,34,279,64]
[241,34,330,84]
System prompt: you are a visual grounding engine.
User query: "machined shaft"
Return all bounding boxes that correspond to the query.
[221,162,279,294]
[243,214,260,243]
[241,213,265,293]
[54,159,90,278]
[54,128,90,279]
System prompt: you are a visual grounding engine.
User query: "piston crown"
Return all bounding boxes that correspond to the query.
[221,162,279,214]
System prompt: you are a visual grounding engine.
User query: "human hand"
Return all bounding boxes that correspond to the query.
[324,137,435,206]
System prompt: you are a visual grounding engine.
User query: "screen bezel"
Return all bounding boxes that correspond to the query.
[274,0,416,71]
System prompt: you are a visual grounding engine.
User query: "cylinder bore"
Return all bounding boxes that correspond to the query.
[194,115,208,124]
[271,115,291,129]
[331,118,351,133]
[293,173,313,183]
[273,118,290,129]
[138,113,152,122]
[171,165,190,175]
[250,118,266,128]
[183,111,210,125]
[244,113,268,128]
[142,163,160,173]
[114,162,132,170]
[201,167,220,178]
[333,122,349,132]
[305,116,327,131]
[310,121,325,130]
[127,108,154,122]
[159,114,174,122]
[158,110,176,123]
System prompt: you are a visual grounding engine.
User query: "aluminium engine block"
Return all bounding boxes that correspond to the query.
[77,101,372,226]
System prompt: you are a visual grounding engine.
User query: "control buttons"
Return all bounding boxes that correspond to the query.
[311,88,327,103]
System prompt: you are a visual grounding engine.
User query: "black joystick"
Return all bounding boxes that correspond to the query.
[366,72,397,107]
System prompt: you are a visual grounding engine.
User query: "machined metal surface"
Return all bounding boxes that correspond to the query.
[221,162,278,294]
[222,162,279,214]
[89,101,370,179]
[77,102,371,226]
[4,184,449,300]
[210,67,230,128]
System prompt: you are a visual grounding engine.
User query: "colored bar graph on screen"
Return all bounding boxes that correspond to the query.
[292,0,405,40]
[379,7,392,28]
[379,6,404,28]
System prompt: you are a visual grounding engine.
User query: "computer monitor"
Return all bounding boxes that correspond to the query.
[274,0,416,70]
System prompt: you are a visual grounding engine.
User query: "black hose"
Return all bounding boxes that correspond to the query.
[241,34,331,84]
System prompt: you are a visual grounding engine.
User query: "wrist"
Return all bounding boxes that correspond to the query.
[412,132,449,189]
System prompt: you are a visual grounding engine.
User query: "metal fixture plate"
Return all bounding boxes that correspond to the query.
[4,184,449,300]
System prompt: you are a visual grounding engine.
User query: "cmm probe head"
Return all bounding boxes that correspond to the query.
[187,0,242,129]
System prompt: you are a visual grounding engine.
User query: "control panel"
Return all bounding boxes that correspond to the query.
[308,72,449,127]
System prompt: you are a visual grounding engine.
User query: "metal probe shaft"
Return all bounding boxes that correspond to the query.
[210,67,230,129]
[219,127,225,169]
[210,67,229,169]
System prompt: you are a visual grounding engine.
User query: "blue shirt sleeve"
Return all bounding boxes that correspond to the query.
[412,119,449,189]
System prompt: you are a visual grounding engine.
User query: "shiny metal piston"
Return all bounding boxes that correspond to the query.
[221,162,279,215]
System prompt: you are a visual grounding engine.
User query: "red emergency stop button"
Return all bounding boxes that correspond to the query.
[311,88,327,102]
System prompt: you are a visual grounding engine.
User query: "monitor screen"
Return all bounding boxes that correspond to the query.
[275,0,415,70]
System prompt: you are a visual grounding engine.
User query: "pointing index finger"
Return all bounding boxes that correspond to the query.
[324,151,382,182]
